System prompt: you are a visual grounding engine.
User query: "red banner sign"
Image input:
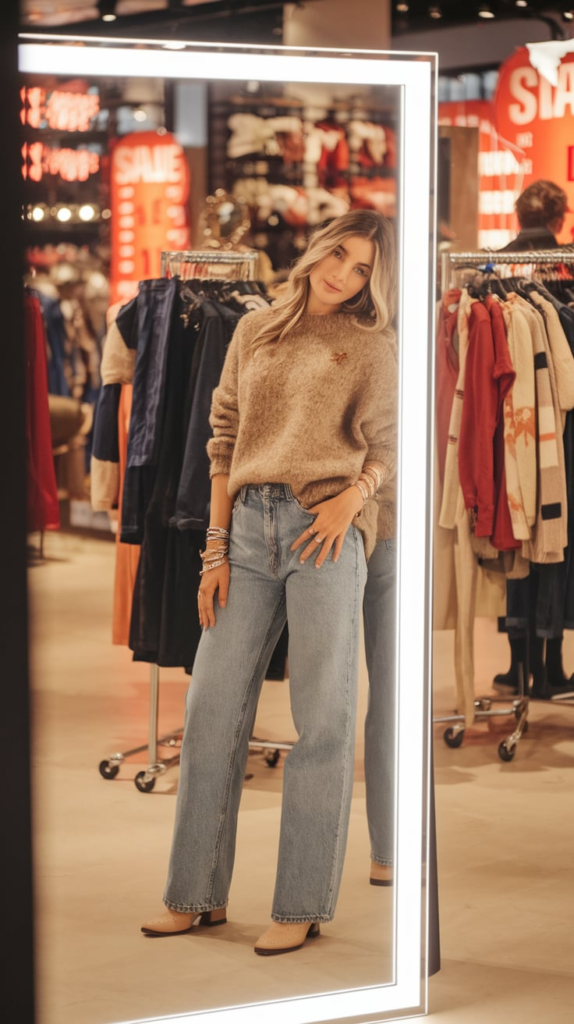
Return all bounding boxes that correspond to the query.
[494,46,574,244]
[438,99,529,249]
[109,131,191,304]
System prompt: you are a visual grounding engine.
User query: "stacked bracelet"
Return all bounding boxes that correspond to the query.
[199,526,230,575]
[354,465,385,516]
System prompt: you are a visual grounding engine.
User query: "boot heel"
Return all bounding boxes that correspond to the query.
[308,922,320,938]
[200,907,227,927]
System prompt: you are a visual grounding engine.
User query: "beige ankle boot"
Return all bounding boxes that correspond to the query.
[370,861,393,887]
[254,920,320,956]
[141,906,227,936]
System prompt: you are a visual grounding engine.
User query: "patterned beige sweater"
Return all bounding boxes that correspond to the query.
[207,308,398,560]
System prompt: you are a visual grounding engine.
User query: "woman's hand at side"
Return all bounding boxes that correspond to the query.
[198,558,230,629]
[290,487,364,568]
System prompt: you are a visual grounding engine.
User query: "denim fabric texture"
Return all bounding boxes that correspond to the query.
[363,537,397,866]
[173,301,241,532]
[92,384,121,463]
[38,292,70,397]
[164,484,367,921]
[120,278,179,469]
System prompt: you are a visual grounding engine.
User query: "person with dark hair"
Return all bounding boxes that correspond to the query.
[499,179,568,253]
[494,181,573,696]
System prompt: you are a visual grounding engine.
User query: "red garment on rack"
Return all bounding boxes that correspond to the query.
[486,295,519,552]
[25,292,60,533]
[435,289,460,484]
[458,300,499,538]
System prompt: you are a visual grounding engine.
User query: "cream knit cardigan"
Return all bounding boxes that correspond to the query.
[207,308,398,560]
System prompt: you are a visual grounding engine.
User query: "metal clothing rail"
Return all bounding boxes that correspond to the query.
[99,249,290,792]
[440,247,574,294]
[161,250,258,281]
[436,247,574,760]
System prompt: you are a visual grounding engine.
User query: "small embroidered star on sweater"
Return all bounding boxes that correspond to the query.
[207,308,397,559]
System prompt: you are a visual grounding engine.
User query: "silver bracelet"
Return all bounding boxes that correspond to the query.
[199,557,228,575]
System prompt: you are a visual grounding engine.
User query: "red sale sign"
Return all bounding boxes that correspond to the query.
[494,47,574,244]
[110,131,191,304]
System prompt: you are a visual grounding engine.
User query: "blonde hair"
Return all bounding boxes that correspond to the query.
[252,210,397,350]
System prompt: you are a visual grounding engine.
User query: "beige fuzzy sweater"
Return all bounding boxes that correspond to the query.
[207,308,397,560]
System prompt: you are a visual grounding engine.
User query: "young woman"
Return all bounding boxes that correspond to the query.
[141,209,398,955]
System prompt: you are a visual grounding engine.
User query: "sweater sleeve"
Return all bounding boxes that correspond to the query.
[206,314,243,477]
[360,335,398,489]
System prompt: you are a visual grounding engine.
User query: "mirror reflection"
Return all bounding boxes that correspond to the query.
[26,67,401,1023]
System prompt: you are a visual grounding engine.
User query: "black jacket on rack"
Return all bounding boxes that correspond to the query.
[93,276,289,675]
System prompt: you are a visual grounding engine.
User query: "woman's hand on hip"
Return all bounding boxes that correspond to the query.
[290,487,363,567]
[198,560,230,628]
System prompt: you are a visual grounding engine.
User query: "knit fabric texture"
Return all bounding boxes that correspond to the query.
[207,307,398,560]
[514,295,567,563]
[499,297,536,540]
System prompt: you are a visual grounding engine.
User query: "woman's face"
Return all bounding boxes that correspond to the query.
[307,234,375,315]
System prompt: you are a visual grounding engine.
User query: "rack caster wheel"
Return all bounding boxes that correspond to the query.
[135,771,156,793]
[443,727,464,749]
[498,741,516,762]
[99,760,120,780]
[264,749,281,768]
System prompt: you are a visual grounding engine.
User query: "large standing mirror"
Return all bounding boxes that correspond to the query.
[19,35,436,1024]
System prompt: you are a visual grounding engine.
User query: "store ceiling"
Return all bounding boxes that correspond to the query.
[19,0,574,37]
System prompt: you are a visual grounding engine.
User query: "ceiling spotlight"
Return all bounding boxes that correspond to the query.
[133,108,147,122]
[99,1,117,22]
[478,4,495,18]
[429,6,443,19]
[101,209,112,220]
[31,206,45,222]
[396,2,410,10]
[515,1,528,7]
[56,207,72,223]
[565,9,574,20]
[79,205,96,222]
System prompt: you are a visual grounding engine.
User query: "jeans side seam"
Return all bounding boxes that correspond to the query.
[324,529,360,919]
[206,593,286,901]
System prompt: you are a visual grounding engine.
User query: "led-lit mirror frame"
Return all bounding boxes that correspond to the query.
[19,35,436,1024]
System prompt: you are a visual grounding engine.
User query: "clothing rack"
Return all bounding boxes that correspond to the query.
[436,248,574,759]
[104,249,291,793]
[161,250,258,281]
[440,248,574,294]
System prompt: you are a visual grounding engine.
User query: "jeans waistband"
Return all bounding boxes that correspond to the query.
[243,483,295,501]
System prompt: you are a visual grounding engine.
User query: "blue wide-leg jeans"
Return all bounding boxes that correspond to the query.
[164,483,367,923]
[363,538,397,867]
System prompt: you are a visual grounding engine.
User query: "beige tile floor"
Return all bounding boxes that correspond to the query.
[28,532,574,1024]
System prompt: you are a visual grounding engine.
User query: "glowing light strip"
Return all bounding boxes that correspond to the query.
[18,38,436,1024]
[20,42,429,89]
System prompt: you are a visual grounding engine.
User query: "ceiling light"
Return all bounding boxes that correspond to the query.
[565,9,574,20]
[101,209,112,220]
[396,2,410,10]
[515,1,528,6]
[163,42,186,50]
[133,107,147,122]
[478,4,495,18]
[79,205,96,222]
[56,207,72,223]
[429,6,443,19]
[99,1,117,21]
[31,206,45,222]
